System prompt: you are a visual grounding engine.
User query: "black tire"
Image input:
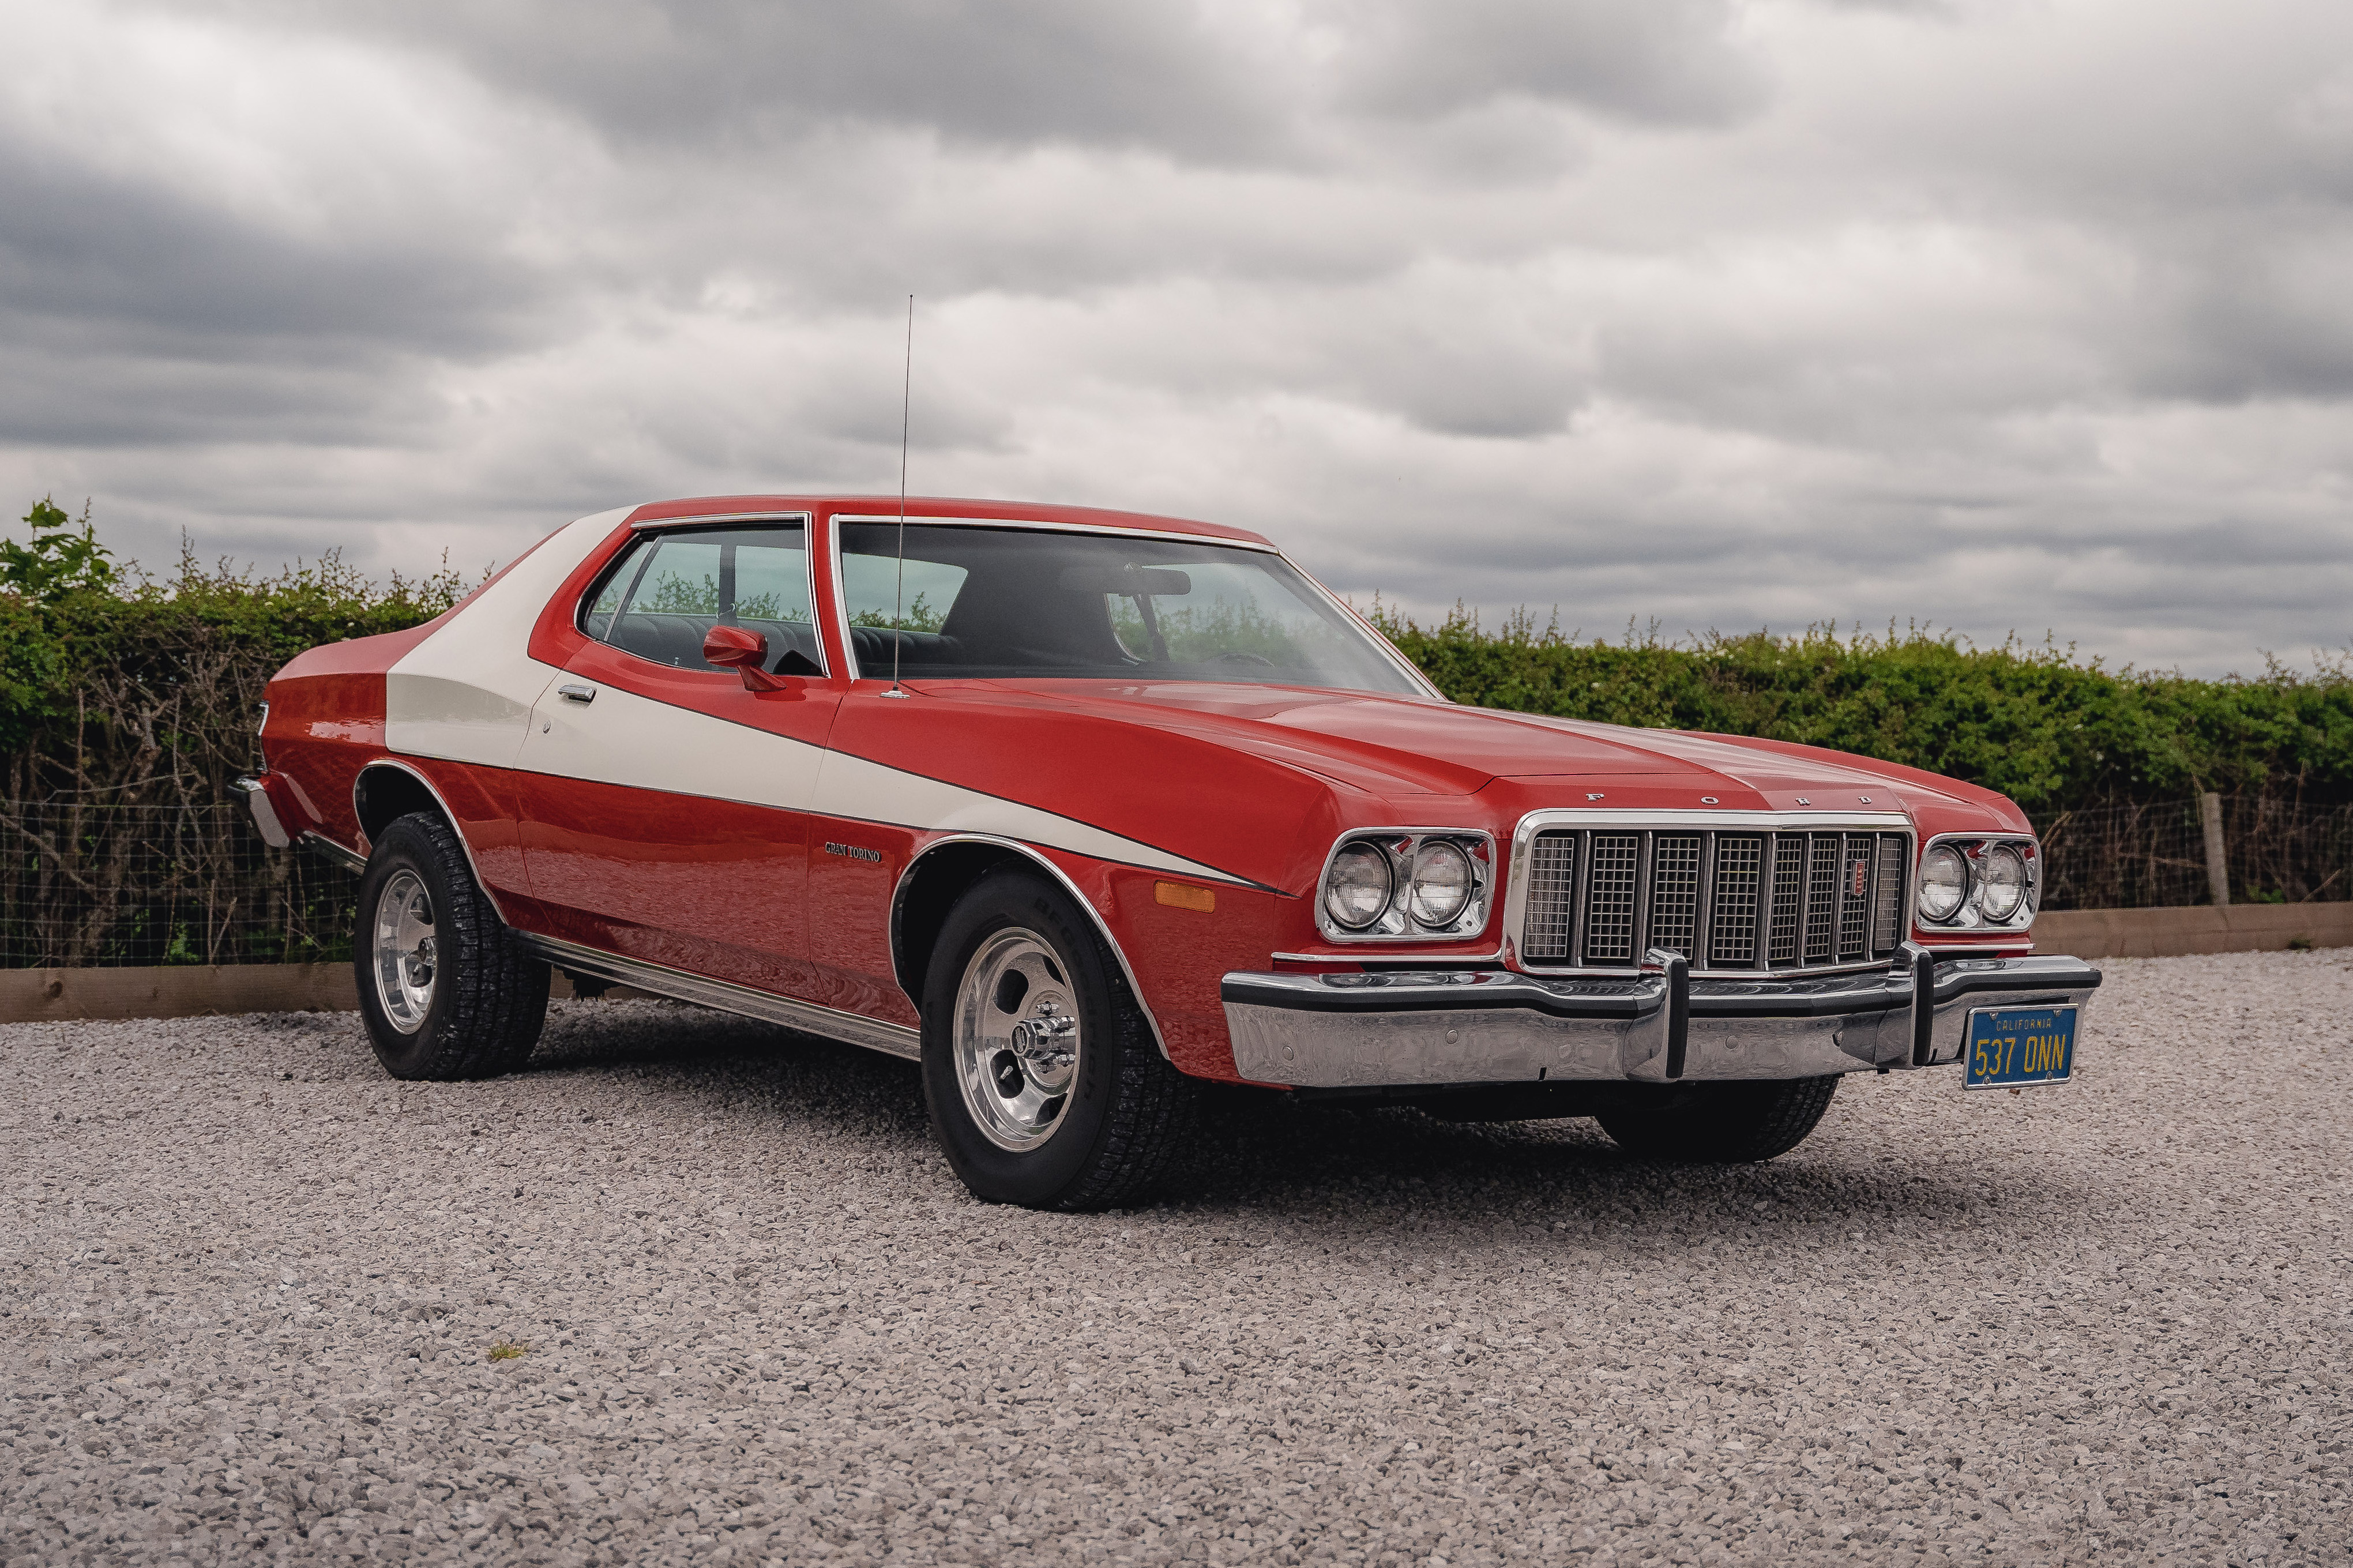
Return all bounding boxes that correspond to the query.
[920,869,1195,1210]
[354,811,548,1081]
[1596,1076,1840,1162]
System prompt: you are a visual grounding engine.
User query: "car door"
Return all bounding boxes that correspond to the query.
[511,518,842,995]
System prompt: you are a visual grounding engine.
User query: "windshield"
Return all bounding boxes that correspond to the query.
[836,523,1424,695]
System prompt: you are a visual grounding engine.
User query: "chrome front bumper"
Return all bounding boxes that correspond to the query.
[1220,948,2101,1089]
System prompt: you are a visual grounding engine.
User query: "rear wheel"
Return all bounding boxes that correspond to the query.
[922,870,1194,1209]
[1596,1076,1840,1162]
[354,812,548,1081]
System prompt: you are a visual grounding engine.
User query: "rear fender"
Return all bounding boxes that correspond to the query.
[352,759,526,920]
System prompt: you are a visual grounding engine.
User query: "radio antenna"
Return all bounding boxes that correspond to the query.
[884,294,914,698]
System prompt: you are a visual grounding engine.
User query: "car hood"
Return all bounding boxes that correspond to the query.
[958,680,1983,810]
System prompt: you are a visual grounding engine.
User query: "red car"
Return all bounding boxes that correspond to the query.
[239,496,2100,1209]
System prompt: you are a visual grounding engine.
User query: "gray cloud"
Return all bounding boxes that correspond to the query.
[2,0,2351,675]
[1328,0,1765,128]
[0,152,539,354]
[2122,229,2353,403]
[209,0,1290,160]
[208,0,1769,160]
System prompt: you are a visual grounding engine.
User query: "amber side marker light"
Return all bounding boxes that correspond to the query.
[1155,881,1216,913]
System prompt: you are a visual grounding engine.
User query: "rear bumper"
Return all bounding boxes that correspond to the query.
[1219,948,2101,1088]
[231,774,292,849]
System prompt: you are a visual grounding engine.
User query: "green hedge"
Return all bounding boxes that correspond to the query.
[1375,607,2353,818]
[3,501,2346,819]
[0,499,466,802]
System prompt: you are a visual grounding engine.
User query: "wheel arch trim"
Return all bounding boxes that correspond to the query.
[890,833,1172,1063]
[351,758,514,926]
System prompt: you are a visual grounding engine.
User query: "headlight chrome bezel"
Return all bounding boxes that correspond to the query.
[1322,843,1394,931]
[1918,844,1969,922]
[1314,829,1495,942]
[1913,833,2040,932]
[1405,840,1475,927]
[1976,843,2028,922]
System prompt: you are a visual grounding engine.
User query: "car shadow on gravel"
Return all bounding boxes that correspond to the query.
[512,1002,2082,1239]
[1171,1088,2036,1234]
[523,1000,934,1138]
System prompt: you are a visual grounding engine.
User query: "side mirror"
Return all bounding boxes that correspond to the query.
[701,625,799,693]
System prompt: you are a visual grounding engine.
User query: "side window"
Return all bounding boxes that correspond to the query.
[579,522,822,674]
[839,548,969,633]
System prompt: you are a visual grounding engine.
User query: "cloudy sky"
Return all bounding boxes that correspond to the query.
[3,0,2349,674]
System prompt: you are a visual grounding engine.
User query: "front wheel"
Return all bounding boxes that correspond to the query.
[921,870,1194,1210]
[354,812,548,1081]
[1596,1076,1840,1162]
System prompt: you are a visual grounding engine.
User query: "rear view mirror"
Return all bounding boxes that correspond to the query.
[701,624,800,693]
[1057,565,1190,596]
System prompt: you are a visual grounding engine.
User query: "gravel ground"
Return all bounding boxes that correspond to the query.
[3,947,2348,1567]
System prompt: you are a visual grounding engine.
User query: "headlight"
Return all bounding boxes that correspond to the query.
[1406,841,1473,927]
[1918,844,1969,923]
[1317,830,1491,939]
[1978,844,2027,922]
[1322,843,1393,930]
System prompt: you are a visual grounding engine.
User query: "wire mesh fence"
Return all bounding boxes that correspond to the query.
[2219,795,2353,905]
[3,791,2351,968]
[2035,798,2211,911]
[0,802,354,968]
[2035,794,2353,910]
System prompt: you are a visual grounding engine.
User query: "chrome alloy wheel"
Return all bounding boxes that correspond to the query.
[952,927,1082,1152]
[370,868,438,1035]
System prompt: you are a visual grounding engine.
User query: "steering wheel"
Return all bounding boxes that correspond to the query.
[1213,651,1276,667]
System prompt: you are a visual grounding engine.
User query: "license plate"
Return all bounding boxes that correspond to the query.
[1964,1006,2078,1089]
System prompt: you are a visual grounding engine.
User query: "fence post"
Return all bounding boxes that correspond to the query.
[2200,792,2230,908]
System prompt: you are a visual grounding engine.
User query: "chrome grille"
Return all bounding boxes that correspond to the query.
[1838,833,1872,961]
[1769,836,1805,962]
[1517,821,1911,975]
[1520,834,1577,961]
[1584,834,1641,962]
[1805,836,1840,963]
[1873,833,1906,958]
[1708,834,1762,965]
[1648,834,1702,957]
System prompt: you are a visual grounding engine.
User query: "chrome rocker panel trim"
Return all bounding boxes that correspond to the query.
[518,932,923,1063]
[1220,950,2101,1089]
[300,830,369,874]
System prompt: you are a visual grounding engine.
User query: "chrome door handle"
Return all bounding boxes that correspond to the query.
[558,683,597,704]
